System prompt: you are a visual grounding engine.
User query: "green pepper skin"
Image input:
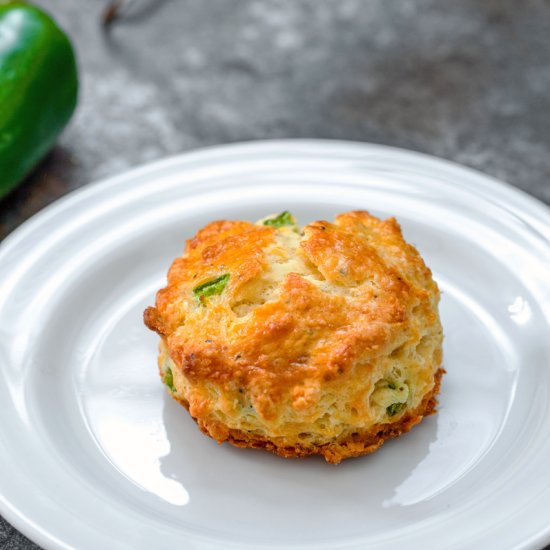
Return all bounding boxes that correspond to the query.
[0,2,78,199]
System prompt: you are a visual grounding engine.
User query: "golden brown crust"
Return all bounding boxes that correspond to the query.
[190,368,444,464]
[148,213,437,390]
[145,211,444,463]
[143,306,166,336]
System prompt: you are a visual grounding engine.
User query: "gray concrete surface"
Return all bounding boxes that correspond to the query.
[1,0,549,548]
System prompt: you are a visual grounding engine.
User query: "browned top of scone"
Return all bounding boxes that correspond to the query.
[144,211,439,420]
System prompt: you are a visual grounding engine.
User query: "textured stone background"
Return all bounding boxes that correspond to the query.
[1,0,549,548]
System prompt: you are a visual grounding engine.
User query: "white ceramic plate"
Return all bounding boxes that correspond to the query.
[1,140,550,550]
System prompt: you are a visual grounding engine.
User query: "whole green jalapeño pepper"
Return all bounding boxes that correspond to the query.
[0,2,78,199]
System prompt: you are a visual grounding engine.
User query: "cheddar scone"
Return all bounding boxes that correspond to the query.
[144,211,444,464]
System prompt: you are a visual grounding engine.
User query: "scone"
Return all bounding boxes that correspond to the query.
[144,210,444,464]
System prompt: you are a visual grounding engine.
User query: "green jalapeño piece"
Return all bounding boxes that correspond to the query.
[263,211,296,228]
[193,273,230,304]
[164,367,176,393]
[386,402,406,417]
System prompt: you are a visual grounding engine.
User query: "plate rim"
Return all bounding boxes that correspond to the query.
[1,139,550,256]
